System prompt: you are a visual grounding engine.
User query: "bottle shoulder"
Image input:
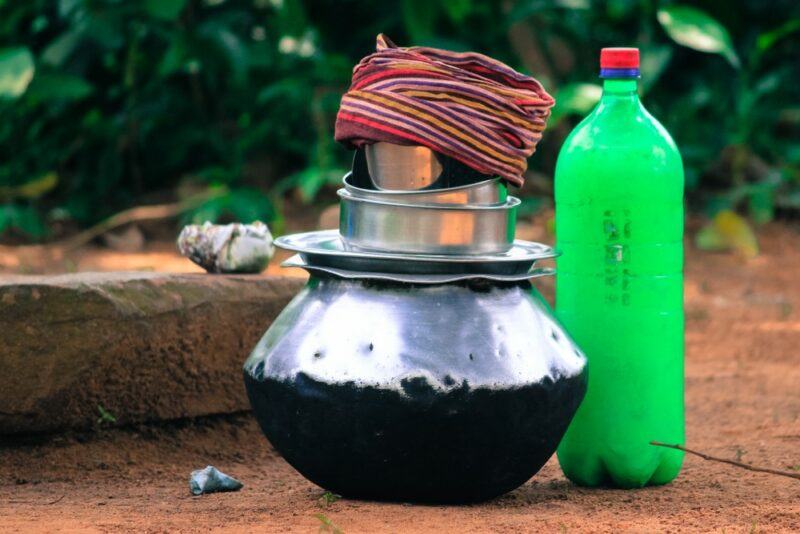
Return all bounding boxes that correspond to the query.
[557,102,681,165]
[555,100,684,198]
[565,101,675,145]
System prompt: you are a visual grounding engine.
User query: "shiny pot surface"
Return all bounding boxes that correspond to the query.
[243,275,587,503]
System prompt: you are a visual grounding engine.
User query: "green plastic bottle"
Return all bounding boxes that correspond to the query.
[554,48,685,488]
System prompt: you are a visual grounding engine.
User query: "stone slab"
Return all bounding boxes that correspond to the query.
[0,272,305,434]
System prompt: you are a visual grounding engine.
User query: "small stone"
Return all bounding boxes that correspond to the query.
[177,221,274,274]
[189,466,243,495]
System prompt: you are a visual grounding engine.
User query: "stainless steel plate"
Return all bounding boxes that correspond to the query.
[281,254,554,283]
[339,189,519,255]
[275,230,557,275]
[343,172,506,205]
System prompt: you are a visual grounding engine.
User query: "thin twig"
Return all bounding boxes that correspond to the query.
[58,188,225,252]
[46,493,66,505]
[650,441,800,481]
[0,188,226,270]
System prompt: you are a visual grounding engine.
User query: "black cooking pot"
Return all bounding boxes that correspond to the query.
[243,274,587,503]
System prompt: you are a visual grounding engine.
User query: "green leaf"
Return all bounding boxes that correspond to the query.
[549,83,602,125]
[215,29,249,83]
[41,31,82,67]
[144,0,187,21]
[756,19,800,55]
[695,210,758,258]
[158,37,187,77]
[96,404,117,424]
[0,47,34,99]
[26,72,93,102]
[0,172,58,201]
[657,6,740,68]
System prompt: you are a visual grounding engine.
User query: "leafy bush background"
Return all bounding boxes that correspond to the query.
[0,0,798,242]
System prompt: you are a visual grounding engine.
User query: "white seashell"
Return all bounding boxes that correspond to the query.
[177,221,274,274]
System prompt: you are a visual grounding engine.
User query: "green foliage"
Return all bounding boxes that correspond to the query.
[96,404,117,425]
[0,0,798,242]
[549,83,601,126]
[657,5,740,67]
[316,513,343,534]
[0,47,35,98]
[318,491,340,507]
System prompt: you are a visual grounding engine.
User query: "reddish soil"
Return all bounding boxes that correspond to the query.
[2,220,800,532]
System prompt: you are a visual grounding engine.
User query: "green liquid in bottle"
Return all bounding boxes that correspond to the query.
[555,69,685,487]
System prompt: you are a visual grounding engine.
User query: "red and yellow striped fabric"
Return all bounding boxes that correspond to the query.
[334,34,555,187]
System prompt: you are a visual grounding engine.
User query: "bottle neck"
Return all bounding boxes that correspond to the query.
[598,78,641,113]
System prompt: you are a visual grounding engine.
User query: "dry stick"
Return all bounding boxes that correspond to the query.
[46,493,66,505]
[650,441,800,481]
[0,188,225,270]
[58,188,226,252]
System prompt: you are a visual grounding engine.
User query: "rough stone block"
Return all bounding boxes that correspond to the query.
[0,272,304,434]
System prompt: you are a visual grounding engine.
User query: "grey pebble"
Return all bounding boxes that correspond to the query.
[189,465,243,495]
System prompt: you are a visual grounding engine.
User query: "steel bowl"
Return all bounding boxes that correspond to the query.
[365,143,443,190]
[338,189,519,255]
[343,172,506,206]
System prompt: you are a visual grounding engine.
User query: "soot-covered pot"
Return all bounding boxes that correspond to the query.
[243,274,587,503]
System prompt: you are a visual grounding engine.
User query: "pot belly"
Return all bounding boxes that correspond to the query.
[244,369,586,503]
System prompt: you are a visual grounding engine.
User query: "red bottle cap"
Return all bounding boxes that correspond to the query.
[600,48,640,69]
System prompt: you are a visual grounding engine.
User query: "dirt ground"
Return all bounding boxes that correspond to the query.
[1,221,800,532]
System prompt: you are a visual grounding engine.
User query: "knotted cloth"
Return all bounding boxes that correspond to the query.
[334,35,555,187]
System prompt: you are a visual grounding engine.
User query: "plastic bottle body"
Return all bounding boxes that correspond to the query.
[555,78,685,488]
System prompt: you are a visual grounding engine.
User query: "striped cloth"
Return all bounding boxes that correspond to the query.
[334,35,555,187]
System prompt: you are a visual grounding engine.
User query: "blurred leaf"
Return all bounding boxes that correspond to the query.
[639,45,672,94]
[0,204,48,239]
[657,6,740,68]
[549,83,601,125]
[756,19,800,55]
[26,72,92,102]
[58,0,82,18]
[748,184,775,224]
[695,210,758,258]
[144,0,187,21]
[40,31,82,66]
[275,167,345,203]
[776,188,800,210]
[751,68,791,100]
[403,0,437,42]
[215,29,249,83]
[257,78,307,104]
[276,0,308,36]
[198,167,232,183]
[0,172,58,201]
[442,0,472,23]
[606,0,634,20]
[0,47,34,98]
[158,36,186,77]
[507,0,589,24]
[186,187,275,225]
